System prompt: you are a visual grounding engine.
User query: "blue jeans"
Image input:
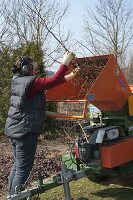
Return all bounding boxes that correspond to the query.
[8,133,38,196]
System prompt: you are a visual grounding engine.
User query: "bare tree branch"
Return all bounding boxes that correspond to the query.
[1,0,72,66]
[84,0,133,66]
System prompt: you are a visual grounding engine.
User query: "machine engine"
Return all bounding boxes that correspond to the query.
[72,125,125,165]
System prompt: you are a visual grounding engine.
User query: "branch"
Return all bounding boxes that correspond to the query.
[23,0,69,52]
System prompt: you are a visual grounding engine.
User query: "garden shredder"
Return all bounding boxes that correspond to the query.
[10,54,133,200]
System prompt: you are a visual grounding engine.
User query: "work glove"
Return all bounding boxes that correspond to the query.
[62,51,76,66]
[65,67,80,81]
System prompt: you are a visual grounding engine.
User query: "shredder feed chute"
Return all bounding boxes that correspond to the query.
[46,54,131,111]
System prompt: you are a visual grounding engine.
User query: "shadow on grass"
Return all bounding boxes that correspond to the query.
[92,187,133,200]
[88,173,133,188]
[76,198,88,200]
[100,174,133,189]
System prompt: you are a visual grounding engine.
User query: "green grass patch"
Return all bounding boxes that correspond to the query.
[35,177,133,200]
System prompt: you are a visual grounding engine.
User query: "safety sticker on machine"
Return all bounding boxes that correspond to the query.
[88,94,95,101]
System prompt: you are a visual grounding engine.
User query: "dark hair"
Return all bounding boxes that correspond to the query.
[12,56,34,74]
[12,65,20,74]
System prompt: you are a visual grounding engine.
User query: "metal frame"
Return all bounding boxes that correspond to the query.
[10,156,133,200]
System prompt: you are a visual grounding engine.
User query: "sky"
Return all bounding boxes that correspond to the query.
[63,0,97,40]
[63,0,133,41]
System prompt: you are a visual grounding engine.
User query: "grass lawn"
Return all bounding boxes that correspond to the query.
[36,177,133,200]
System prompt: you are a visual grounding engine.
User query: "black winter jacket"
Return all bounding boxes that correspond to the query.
[4,74,46,138]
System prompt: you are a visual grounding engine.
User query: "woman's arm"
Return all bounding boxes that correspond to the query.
[28,51,76,98]
[28,64,68,98]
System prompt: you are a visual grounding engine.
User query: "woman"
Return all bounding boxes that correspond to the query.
[4,52,79,198]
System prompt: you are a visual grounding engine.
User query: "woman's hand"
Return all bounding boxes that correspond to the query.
[65,67,80,81]
[62,51,76,66]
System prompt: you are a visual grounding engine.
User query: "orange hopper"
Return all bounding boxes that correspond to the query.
[46,54,131,111]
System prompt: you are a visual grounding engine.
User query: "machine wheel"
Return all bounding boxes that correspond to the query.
[87,174,110,183]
